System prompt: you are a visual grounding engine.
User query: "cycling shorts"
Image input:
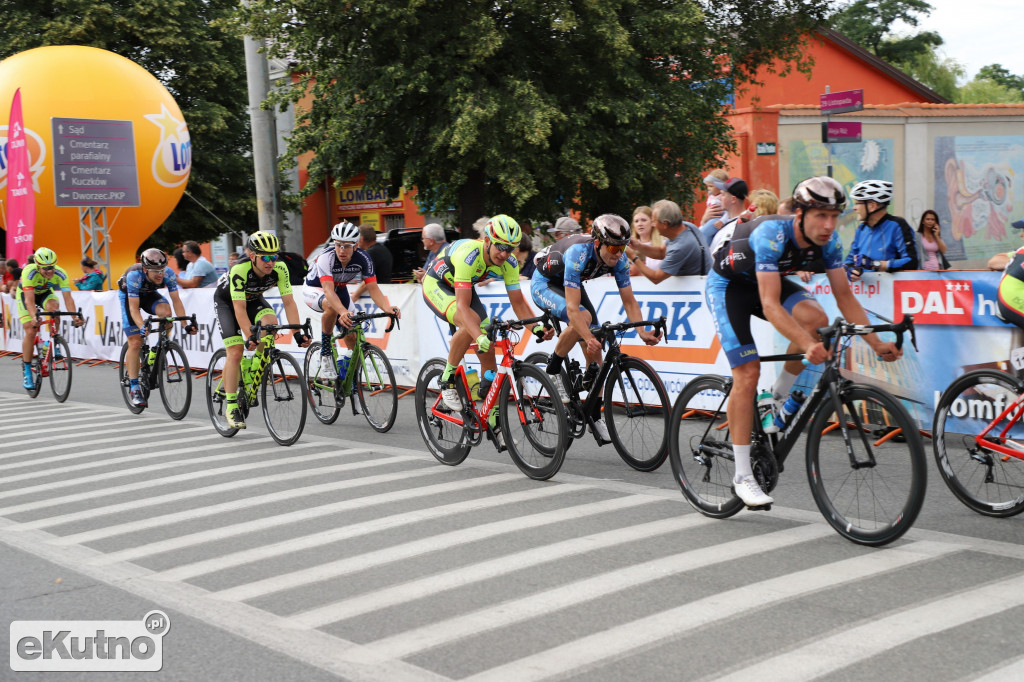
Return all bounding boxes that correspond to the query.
[422,276,490,335]
[302,283,351,314]
[213,292,275,347]
[706,272,814,368]
[15,287,58,325]
[530,270,598,325]
[118,290,170,337]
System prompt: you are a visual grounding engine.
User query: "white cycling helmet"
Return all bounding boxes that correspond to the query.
[792,176,846,212]
[331,220,360,243]
[592,214,631,246]
[850,179,893,204]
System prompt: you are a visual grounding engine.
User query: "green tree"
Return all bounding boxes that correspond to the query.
[831,0,939,64]
[0,0,256,251]
[976,64,1024,97]
[958,78,1024,104]
[237,0,832,234]
[892,48,964,101]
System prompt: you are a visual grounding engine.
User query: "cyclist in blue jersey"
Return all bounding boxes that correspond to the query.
[118,248,197,407]
[531,214,661,431]
[843,179,919,280]
[707,176,902,508]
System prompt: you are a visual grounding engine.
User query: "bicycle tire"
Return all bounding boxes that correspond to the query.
[500,363,568,480]
[206,348,239,438]
[667,375,744,518]
[46,336,73,402]
[304,342,341,425]
[933,369,1024,517]
[603,356,670,471]
[523,350,587,440]
[414,357,470,466]
[355,344,399,432]
[158,341,192,420]
[806,384,927,546]
[118,342,145,414]
[26,352,43,399]
[261,351,307,446]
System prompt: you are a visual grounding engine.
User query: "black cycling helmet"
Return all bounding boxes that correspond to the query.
[140,248,167,270]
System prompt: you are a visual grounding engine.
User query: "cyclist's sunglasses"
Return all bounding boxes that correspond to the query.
[258,254,279,262]
[334,241,356,250]
[493,242,515,253]
[40,265,56,272]
[602,243,626,255]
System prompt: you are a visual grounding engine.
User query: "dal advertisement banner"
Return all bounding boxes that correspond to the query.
[2,272,1018,429]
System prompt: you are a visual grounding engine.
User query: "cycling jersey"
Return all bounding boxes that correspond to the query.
[117,264,179,297]
[424,238,520,292]
[215,259,292,302]
[534,234,631,290]
[304,246,376,288]
[843,215,918,271]
[711,215,844,279]
[18,263,71,295]
[997,246,1024,329]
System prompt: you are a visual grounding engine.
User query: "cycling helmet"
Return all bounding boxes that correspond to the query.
[140,248,168,270]
[792,176,847,212]
[592,214,631,246]
[247,230,280,254]
[330,220,360,243]
[484,214,522,247]
[849,179,893,204]
[33,247,58,266]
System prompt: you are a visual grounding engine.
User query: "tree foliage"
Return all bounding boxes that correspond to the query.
[977,65,1024,97]
[831,0,938,64]
[236,0,832,233]
[958,78,1024,104]
[0,0,256,251]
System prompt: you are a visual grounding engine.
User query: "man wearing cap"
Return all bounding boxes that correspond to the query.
[549,216,583,242]
[701,177,749,243]
[626,199,712,281]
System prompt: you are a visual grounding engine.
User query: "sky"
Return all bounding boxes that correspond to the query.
[892,0,1024,81]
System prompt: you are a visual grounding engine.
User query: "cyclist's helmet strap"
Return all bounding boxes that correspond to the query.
[140,248,167,270]
[330,221,360,243]
[34,247,58,266]
[485,214,522,247]
[791,176,847,241]
[247,230,281,254]
[592,214,630,246]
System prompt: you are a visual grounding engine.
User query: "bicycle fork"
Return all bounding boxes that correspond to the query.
[828,385,879,470]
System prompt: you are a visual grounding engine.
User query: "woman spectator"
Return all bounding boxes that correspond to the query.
[629,205,663,275]
[918,209,948,271]
[74,258,107,290]
[172,247,188,273]
[513,235,537,281]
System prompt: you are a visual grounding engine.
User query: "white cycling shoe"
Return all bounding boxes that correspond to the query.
[734,475,774,507]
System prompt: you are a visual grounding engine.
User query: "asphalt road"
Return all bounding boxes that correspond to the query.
[2,355,1024,681]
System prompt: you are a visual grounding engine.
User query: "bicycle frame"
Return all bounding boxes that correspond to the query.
[34,314,58,377]
[139,314,197,388]
[969,383,1024,460]
[323,311,398,397]
[241,319,313,403]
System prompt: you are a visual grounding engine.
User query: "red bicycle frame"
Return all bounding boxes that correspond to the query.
[974,386,1024,460]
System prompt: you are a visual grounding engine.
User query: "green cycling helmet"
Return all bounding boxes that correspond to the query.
[34,247,58,266]
[485,214,522,247]
[247,230,280,254]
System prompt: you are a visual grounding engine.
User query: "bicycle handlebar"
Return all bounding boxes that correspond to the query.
[144,314,197,334]
[485,311,555,341]
[37,309,83,321]
[818,315,917,353]
[345,310,400,334]
[250,317,314,339]
[593,316,668,344]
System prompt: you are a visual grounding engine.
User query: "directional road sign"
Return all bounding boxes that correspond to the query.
[51,118,140,207]
[821,121,862,144]
[819,89,864,115]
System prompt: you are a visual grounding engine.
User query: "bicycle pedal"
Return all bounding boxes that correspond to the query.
[745,503,772,511]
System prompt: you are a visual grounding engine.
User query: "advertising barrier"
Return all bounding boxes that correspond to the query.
[2,271,1018,429]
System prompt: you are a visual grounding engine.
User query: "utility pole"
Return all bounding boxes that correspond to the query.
[242,22,283,240]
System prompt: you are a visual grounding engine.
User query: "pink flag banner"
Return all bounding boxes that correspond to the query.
[5,88,36,263]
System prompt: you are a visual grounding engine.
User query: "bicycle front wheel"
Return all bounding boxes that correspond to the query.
[158,341,192,420]
[355,345,399,432]
[806,385,927,546]
[501,363,568,480]
[118,342,145,414]
[603,356,670,471]
[667,375,744,518]
[206,348,239,438]
[304,342,341,425]
[48,336,73,402]
[933,370,1024,517]
[415,358,470,466]
[261,351,308,446]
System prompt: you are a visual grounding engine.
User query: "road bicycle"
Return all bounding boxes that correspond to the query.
[206,318,312,446]
[524,315,671,471]
[415,313,569,480]
[668,316,926,546]
[304,310,400,432]
[117,314,197,419]
[932,355,1024,517]
[26,309,82,402]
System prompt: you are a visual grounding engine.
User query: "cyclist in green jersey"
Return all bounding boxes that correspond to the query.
[212,231,311,429]
[15,247,85,390]
[422,215,552,410]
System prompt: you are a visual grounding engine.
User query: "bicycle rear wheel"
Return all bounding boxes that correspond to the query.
[355,345,399,432]
[118,342,145,414]
[603,356,670,471]
[501,363,568,480]
[806,385,927,546]
[261,351,307,446]
[524,351,586,441]
[933,370,1024,517]
[415,358,470,466]
[667,375,744,518]
[304,342,342,425]
[206,348,239,438]
[158,341,192,420]
[47,336,73,402]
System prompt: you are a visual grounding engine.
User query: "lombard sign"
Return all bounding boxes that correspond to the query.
[336,184,404,212]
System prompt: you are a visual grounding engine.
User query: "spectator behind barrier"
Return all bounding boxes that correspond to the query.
[988,220,1024,271]
[74,258,107,290]
[699,169,729,227]
[414,222,448,283]
[844,179,919,281]
[625,198,711,280]
[917,209,950,271]
[702,177,749,244]
[177,240,219,288]
[629,205,664,275]
[4,258,22,293]
[548,216,583,242]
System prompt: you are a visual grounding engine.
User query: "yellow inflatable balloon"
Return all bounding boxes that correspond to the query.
[0,45,190,281]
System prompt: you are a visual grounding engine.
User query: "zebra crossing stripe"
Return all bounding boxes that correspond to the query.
[0,409,104,430]
[1,419,183,453]
[455,540,961,682]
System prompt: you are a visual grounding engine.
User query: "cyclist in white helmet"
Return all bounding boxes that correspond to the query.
[844,179,919,280]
